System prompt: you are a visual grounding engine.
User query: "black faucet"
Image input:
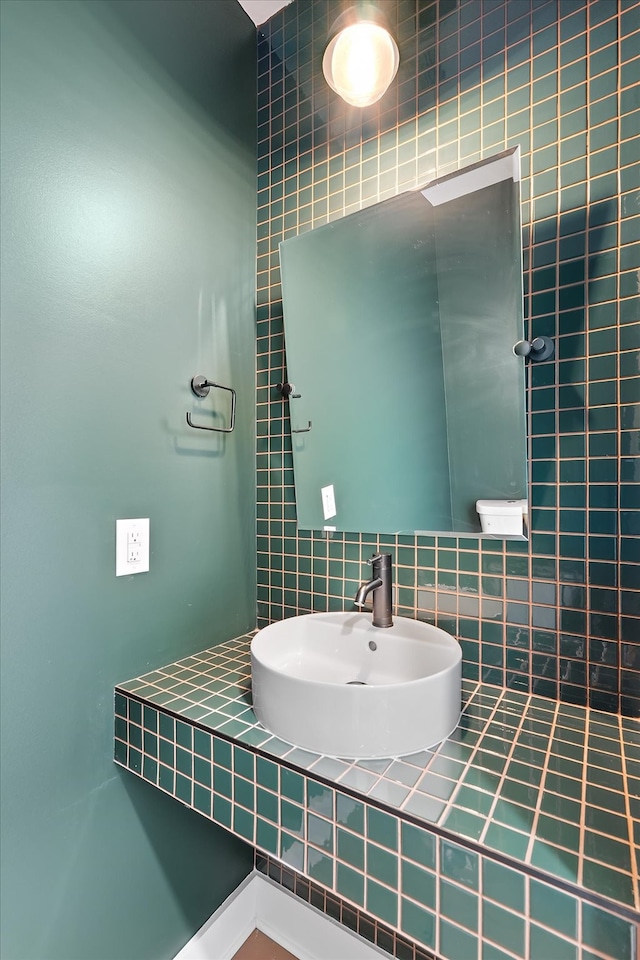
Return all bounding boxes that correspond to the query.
[354,553,393,628]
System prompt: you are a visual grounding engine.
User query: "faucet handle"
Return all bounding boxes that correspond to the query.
[368,552,391,567]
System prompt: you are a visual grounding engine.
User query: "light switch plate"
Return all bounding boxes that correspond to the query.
[321,484,336,519]
[116,518,149,576]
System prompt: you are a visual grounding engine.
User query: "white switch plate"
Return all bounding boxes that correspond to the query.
[321,484,336,520]
[116,518,149,576]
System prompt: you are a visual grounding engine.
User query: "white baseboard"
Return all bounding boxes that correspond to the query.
[173,871,388,960]
[173,873,258,960]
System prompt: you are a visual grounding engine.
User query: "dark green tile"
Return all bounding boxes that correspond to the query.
[367,842,397,887]
[482,860,525,914]
[582,859,635,905]
[531,840,578,882]
[257,787,278,824]
[442,807,485,840]
[143,731,157,758]
[143,705,157,732]
[280,768,304,804]
[366,878,397,927]
[234,776,254,812]
[233,745,254,780]
[366,807,398,850]
[233,805,254,842]
[128,700,142,725]
[128,723,142,751]
[175,772,191,805]
[401,822,436,869]
[194,755,211,789]
[529,924,577,960]
[280,832,304,872]
[193,728,212,759]
[256,756,279,791]
[582,903,634,960]
[158,763,174,794]
[336,793,364,833]
[337,828,364,869]
[585,799,628,829]
[214,766,232,799]
[213,794,232,829]
[175,720,192,750]
[175,746,192,778]
[440,839,479,890]
[336,862,364,906]
[483,900,525,957]
[308,848,333,888]
[494,798,535,832]
[142,756,157,783]
[307,780,333,818]
[308,813,333,852]
[214,737,232,769]
[536,814,580,851]
[193,784,211,817]
[440,879,478,932]
[440,919,478,960]
[529,879,578,939]
[401,898,435,949]
[280,799,304,837]
[158,712,174,741]
[484,823,530,859]
[453,784,495,816]
[256,817,278,855]
[402,859,435,909]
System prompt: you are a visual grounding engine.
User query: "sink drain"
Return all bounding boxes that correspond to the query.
[347,680,367,685]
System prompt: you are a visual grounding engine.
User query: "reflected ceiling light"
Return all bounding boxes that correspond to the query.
[322,6,400,107]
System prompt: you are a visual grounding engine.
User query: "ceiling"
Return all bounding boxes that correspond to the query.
[237,0,293,26]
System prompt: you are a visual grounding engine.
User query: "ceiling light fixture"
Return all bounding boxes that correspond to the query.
[322,6,400,108]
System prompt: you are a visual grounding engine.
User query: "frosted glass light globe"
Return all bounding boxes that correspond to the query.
[323,22,399,107]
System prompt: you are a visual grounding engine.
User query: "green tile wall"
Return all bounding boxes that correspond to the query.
[255,0,640,716]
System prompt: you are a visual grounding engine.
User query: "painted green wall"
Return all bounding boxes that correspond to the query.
[0,1,257,957]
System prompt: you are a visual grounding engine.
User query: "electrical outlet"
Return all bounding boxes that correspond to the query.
[116,518,149,576]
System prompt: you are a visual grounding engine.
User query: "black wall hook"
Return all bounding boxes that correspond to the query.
[513,336,554,362]
[276,381,301,399]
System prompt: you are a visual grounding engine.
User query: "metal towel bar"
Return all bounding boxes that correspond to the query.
[186,375,236,433]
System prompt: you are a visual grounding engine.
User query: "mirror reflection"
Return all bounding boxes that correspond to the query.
[280,148,527,538]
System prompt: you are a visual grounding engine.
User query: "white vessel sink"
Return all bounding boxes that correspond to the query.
[250,612,462,759]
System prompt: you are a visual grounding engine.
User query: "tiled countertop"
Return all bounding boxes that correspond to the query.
[115,632,639,918]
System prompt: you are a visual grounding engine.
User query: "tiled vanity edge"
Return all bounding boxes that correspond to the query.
[114,689,637,960]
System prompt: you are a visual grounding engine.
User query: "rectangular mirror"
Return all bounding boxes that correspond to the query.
[280,148,528,537]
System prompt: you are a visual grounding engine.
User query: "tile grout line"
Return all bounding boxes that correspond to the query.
[523,696,561,865]
[577,700,589,899]
[397,681,494,824]
[475,689,537,849]
[618,711,640,914]
[437,685,517,829]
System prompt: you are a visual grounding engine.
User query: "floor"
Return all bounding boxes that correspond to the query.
[232,929,299,960]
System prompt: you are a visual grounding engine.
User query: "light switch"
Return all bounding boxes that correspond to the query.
[321,484,336,519]
[116,518,149,576]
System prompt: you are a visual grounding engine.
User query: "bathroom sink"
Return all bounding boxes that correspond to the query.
[250,612,462,759]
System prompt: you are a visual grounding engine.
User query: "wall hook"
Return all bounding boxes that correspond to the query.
[276,381,301,399]
[513,336,554,362]
[186,375,236,433]
[276,381,310,431]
